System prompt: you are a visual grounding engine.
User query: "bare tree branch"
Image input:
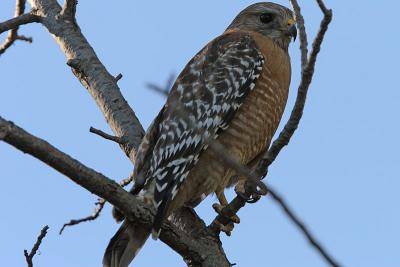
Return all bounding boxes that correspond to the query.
[0,116,230,266]
[27,0,145,162]
[89,126,126,145]
[0,13,38,34]
[59,172,134,234]
[289,0,308,68]
[268,187,341,267]
[114,73,123,82]
[24,225,49,267]
[0,0,39,55]
[57,125,136,233]
[15,34,33,42]
[59,198,106,234]
[316,0,330,14]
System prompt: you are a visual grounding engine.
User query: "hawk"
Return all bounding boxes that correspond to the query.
[104,2,296,267]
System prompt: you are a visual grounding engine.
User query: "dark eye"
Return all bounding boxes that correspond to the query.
[259,13,274,24]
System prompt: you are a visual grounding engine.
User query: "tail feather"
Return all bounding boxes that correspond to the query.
[103,221,151,267]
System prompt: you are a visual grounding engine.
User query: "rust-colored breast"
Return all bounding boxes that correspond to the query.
[174,34,291,207]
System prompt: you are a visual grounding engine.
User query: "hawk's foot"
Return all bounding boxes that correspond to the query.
[212,203,240,236]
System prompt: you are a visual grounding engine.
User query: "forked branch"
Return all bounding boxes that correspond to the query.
[24,225,49,267]
[0,0,39,55]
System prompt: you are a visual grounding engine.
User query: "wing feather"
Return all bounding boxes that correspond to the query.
[133,32,265,235]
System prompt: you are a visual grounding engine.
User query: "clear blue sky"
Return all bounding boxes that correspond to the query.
[1,1,399,266]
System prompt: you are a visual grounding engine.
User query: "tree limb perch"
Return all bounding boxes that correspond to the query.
[0,116,230,266]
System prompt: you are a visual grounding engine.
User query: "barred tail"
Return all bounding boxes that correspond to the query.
[103,220,151,267]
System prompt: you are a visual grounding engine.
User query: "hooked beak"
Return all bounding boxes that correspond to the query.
[289,24,297,42]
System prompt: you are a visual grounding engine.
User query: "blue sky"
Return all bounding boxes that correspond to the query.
[1,1,399,266]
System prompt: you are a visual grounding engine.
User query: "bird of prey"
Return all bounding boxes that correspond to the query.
[103,3,296,267]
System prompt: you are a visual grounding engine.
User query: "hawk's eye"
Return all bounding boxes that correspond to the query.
[259,13,274,24]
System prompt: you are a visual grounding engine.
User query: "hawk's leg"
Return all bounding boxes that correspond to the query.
[212,189,240,236]
[235,178,263,203]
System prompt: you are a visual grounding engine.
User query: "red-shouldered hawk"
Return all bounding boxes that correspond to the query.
[104,3,296,267]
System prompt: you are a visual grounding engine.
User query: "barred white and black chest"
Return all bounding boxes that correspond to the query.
[131,31,290,236]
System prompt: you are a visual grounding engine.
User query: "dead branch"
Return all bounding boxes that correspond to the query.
[0,0,38,55]
[59,172,134,234]
[290,0,308,68]
[89,126,126,145]
[24,225,49,267]
[56,74,170,237]
[58,125,135,233]
[28,0,145,162]
[0,13,39,34]
[115,73,123,82]
[0,116,230,266]
[59,198,106,234]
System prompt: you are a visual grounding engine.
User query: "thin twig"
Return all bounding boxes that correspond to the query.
[289,0,308,69]
[16,34,33,42]
[24,225,49,267]
[59,173,134,234]
[0,0,38,55]
[115,73,123,82]
[316,0,330,14]
[59,199,105,234]
[268,187,341,267]
[89,126,125,145]
[59,117,137,234]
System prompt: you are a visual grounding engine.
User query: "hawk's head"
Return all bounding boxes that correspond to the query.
[227,2,297,50]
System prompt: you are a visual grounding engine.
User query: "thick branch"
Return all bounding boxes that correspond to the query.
[28,0,144,161]
[0,116,230,267]
[0,13,39,34]
[24,225,49,267]
[89,126,126,145]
